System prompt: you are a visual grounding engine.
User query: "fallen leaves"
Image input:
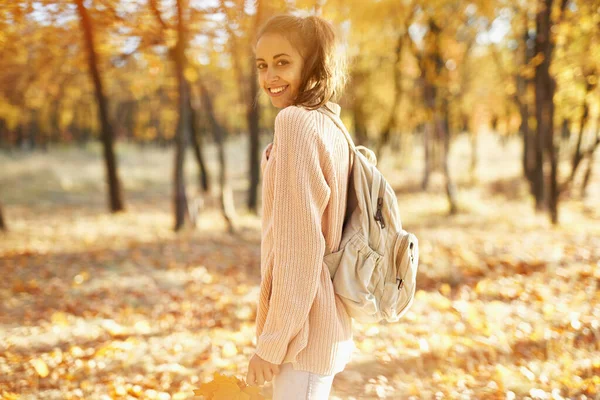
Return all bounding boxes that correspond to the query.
[30,358,49,378]
[193,372,266,400]
[1,145,599,399]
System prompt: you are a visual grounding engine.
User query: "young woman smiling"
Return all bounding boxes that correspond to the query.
[245,13,354,400]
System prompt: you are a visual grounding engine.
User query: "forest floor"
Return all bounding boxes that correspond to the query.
[0,131,599,399]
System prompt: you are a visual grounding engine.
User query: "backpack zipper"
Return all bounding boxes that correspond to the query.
[374,177,386,229]
[395,233,412,290]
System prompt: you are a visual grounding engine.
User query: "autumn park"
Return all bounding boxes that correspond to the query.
[1,0,599,399]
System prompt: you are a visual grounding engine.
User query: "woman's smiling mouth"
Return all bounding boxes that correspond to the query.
[267,85,289,97]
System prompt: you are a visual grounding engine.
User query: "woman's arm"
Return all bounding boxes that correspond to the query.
[260,142,273,174]
[254,107,331,364]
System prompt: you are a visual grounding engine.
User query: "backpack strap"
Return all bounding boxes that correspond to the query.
[316,105,357,259]
[316,105,377,166]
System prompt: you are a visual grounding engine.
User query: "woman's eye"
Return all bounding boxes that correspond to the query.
[256,60,288,70]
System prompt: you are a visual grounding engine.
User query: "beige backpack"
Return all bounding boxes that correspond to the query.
[316,105,419,324]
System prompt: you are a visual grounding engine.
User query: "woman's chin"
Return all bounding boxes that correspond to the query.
[270,100,281,108]
[271,98,290,109]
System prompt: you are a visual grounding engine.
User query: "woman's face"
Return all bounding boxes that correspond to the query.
[255,33,304,109]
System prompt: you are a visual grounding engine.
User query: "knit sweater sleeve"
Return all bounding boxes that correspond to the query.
[260,142,271,174]
[254,107,331,364]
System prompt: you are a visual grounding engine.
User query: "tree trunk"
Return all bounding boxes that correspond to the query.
[0,119,5,149]
[173,0,191,231]
[247,66,261,213]
[581,117,600,198]
[581,151,596,198]
[420,67,435,190]
[217,0,262,213]
[184,88,207,227]
[200,82,237,234]
[0,202,6,231]
[470,131,478,184]
[76,0,125,213]
[520,24,535,189]
[533,1,549,212]
[441,98,457,214]
[422,121,432,190]
[350,69,368,145]
[16,124,25,150]
[535,0,559,223]
[246,0,262,214]
[521,98,535,190]
[561,79,595,193]
[376,32,404,161]
[535,0,568,223]
[28,117,38,150]
[189,97,210,194]
[420,19,443,191]
[561,118,570,140]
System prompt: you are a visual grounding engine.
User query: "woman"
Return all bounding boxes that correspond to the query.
[245,13,355,400]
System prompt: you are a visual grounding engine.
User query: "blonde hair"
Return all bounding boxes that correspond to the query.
[253,14,348,111]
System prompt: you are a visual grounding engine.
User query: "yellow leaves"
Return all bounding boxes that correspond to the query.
[51,311,70,326]
[165,30,178,49]
[504,82,516,96]
[221,341,238,358]
[428,292,452,311]
[0,99,21,130]
[30,357,49,378]
[578,14,595,31]
[12,279,40,294]
[112,384,175,399]
[542,303,555,318]
[357,337,376,353]
[72,271,90,285]
[520,62,537,80]
[415,289,428,301]
[2,143,599,399]
[234,305,254,321]
[474,279,489,296]
[102,319,127,337]
[213,382,250,400]
[134,319,152,334]
[184,66,198,83]
[193,372,266,400]
[530,52,545,69]
[59,109,74,129]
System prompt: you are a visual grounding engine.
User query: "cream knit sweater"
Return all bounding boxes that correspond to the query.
[254,101,355,376]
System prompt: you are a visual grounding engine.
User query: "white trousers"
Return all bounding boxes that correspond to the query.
[271,362,336,400]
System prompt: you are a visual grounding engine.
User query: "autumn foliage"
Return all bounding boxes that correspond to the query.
[193,373,265,400]
[1,0,600,398]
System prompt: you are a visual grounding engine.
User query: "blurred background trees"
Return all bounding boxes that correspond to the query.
[1,0,599,228]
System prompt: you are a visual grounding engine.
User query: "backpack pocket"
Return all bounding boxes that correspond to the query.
[380,230,419,322]
[324,231,383,322]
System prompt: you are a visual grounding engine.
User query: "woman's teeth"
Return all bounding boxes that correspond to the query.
[269,85,288,94]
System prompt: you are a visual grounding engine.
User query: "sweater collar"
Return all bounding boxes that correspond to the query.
[324,101,341,116]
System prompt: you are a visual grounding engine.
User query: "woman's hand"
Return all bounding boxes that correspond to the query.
[265,142,273,160]
[246,353,280,386]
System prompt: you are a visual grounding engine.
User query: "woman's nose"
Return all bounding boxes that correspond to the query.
[266,68,278,84]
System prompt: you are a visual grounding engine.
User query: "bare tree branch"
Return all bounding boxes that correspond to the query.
[149,0,170,31]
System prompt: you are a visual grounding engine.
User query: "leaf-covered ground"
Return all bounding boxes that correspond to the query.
[1,133,599,399]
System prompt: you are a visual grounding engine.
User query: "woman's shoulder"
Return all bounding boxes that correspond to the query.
[274,105,320,140]
[275,105,316,126]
